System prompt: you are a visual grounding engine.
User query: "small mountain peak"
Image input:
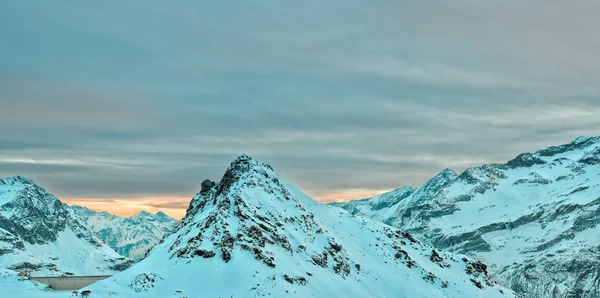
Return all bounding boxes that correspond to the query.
[438,168,458,178]
[573,136,599,144]
[215,155,276,195]
[155,211,175,221]
[232,153,253,164]
[536,136,600,158]
[226,154,271,174]
[0,175,35,186]
[132,210,152,218]
[426,168,458,186]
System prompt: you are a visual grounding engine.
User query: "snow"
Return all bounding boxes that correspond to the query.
[332,136,600,297]
[0,176,32,208]
[0,156,515,297]
[0,176,133,277]
[70,206,177,261]
[75,155,513,298]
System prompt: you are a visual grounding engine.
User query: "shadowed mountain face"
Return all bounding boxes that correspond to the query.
[70,206,178,261]
[0,176,134,276]
[88,155,513,298]
[332,136,600,298]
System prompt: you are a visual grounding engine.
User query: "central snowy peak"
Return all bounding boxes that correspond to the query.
[91,155,513,298]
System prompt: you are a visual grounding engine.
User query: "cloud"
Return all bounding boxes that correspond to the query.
[62,197,191,219]
[1,0,600,215]
[143,201,192,210]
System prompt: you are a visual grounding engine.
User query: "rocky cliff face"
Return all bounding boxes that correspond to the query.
[70,207,178,261]
[0,176,134,276]
[332,136,600,298]
[90,155,513,298]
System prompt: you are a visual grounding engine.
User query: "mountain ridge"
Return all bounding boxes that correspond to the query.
[70,205,178,261]
[331,136,600,297]
[0,176,134,276]
[87,154,513,297]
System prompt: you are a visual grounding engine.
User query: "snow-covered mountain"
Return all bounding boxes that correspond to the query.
[86,155,512,297]
[332,136,600,298]
[70,206,177,261]
[0,176,134,276]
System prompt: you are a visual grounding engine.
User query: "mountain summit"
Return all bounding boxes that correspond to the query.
[332,137,600,297]
[0,176,133,275]
[90,155,512,297]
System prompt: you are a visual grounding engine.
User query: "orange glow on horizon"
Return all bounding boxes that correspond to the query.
[62,189,391,220]
[312,189,393,203]
[62,196,191,220]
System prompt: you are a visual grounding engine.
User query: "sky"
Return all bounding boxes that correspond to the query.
[1,0,600,219]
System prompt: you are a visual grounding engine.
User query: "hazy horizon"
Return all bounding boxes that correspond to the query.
[3,136,592,220]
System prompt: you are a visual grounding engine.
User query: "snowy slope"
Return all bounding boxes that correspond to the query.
[83,155,513,298]
[332,136,600,298]
[71,206,177,261]
[0,269,61,298]
[0,176,134,276]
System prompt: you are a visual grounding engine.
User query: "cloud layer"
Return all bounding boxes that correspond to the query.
[1,0,600,216]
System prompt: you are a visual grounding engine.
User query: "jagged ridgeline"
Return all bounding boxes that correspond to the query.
[70,206,178,261]
[90,155,514,297]
[0,176,134,275]
[332,136,600,298]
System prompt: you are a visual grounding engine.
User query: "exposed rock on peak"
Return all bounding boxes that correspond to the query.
[504,153,547,169]
[212,154,276,198]
[0,176,34,186]
[200,179,216,193]
[573,135,600,144]
[438,168,458,178]
[94,156,512,298]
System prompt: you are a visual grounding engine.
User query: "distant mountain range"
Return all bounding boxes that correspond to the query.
[0,176,133,276]
[3,137,597,297]
[86,155,513,297]
[70,206,177,261]
[331,136,600,298]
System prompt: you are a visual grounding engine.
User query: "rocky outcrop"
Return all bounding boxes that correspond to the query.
[200,179,216,193]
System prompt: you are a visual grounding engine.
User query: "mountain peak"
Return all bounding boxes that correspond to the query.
[0,175,35,186]
[420,168,458,190]
[232,153,253,164]
[226,154,272,175]
[213,154,276,196]
[437,168,458,180]
[155,211,177,223]
[105,156,512,298]
[132,210,153,218]
[573,136,599,144]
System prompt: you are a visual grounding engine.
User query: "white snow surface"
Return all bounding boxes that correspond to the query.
[0,176,133,276]
[75,155,513,298]
[70,206,177,261]
[332,136,600,298]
